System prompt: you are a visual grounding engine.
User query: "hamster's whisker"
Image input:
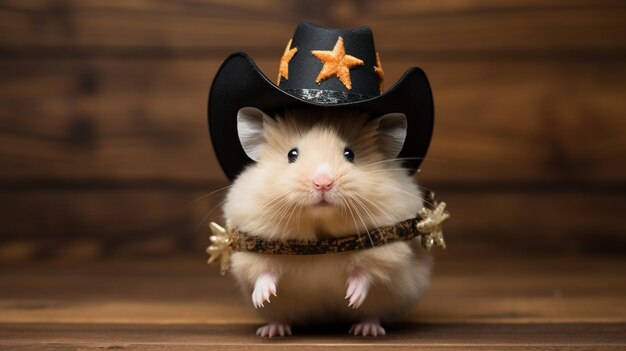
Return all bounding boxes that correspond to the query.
[360,160,402,169]
[241,195,290,232]
[361,157,448,169]
[341,196,363,242]
[274,201,292,238]
[415,184,435,193]
[246,195,286,221]
[354,194,392,231]
[347,197,375,248]
[194,198,227,232]
[337,196,349,217]
[295,199,305,232]
[274,196,306,238]
[356,178,420,197]
[267,197,294,234]
[353,192,398,220]
[350,195,380,232]
[355,179,437,209]
[361,168,412,173]
[397,156,448,163]
[281,199,303,238]
[336,196,352,230]
[184,185,232,208]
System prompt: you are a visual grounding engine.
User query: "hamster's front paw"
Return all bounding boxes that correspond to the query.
[252,272,277,308]
[345,268,370,309]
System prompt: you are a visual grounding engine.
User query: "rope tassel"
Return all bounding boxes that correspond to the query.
[206,221,233,275]
[416,202,449,250]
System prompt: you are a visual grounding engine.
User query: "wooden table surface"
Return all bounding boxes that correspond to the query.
[1,255,625,350]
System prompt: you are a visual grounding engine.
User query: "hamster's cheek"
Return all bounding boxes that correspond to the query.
[279,165,311,195]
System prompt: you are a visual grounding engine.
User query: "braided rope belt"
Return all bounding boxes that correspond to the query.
[207,193,449,275]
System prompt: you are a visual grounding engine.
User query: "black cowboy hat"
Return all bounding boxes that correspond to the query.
[208,21,434,181]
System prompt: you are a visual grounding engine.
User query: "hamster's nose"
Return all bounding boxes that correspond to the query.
[312,173,334,191]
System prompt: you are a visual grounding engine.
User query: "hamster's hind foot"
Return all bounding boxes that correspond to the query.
[349,318,386,336]
[256,322,292,337]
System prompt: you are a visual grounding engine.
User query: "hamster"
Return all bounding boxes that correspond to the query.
[222,106,432,337]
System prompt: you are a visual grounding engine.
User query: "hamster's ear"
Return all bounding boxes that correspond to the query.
[376,113,407,158]
[237,107,270,161]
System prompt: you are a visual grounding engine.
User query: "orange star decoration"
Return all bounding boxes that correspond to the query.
[311,36,364,90]
[277,39,298,84]
[374,52,384,93]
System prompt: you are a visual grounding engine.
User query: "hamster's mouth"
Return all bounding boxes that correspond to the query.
[313,199,333,207]
[310,191,337,208]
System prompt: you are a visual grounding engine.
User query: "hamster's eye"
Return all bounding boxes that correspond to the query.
[288,148,299,163]
[343,148,355,163]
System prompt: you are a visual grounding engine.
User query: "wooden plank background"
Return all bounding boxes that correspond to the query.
[0,0,625,260]
[1,257,625,349]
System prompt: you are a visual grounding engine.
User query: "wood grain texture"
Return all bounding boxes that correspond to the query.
[0,0,625,259]
[1,0,625,54]
[1,2,624,348]
[1,58,624,184]
[0,257,625,349]
[1,323,625,350]
[1,189,624,260]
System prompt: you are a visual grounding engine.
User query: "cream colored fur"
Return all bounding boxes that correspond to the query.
[223,108,432,324]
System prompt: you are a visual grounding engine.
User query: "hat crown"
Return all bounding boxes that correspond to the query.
[278,21,381,103]
[208,22,434,181]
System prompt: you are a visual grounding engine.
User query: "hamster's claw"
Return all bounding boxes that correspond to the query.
[256,322,292,337]
[252,273,277,308]
[349,318,386,336]
[345,269,370,309]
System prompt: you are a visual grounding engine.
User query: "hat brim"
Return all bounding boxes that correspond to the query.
[208,52,434,181]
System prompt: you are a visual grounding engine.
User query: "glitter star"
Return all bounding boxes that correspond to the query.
[277,38,298,84]
[374,52,384,93]
[416,202,449,251]
[207,221,233,275]
[311,36,364,90]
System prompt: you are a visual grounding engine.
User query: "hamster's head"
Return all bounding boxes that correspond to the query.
[223,107,422,240]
